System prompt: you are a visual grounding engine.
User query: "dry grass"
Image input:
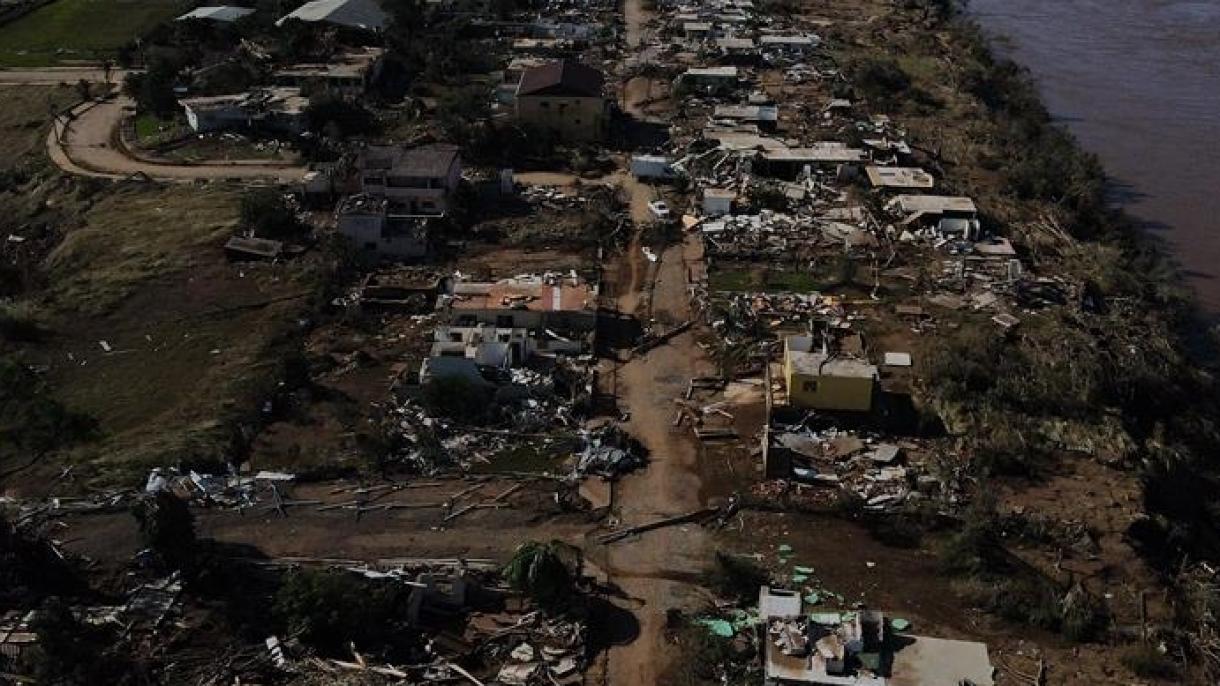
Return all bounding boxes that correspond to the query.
[0,85,76,169]
[44,184,241,314]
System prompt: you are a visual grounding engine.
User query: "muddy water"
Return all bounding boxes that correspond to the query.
[972,0,1220,315]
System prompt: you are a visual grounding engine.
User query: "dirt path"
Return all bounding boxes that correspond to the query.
[0,67,127,85]
[603,229,712,683]
[623,0,650,50]
[45,96,307,182]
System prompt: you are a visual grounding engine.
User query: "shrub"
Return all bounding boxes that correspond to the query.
[0,301,45,342]
[420,375,493,424]
[0,356,97,457]
[504,540,581,610]
[849,57,911,107]
[705,552,769,604]
[1120,645,1178,680]
[274,568,415,655]
[132,491,196,571]
[240,189,307,241]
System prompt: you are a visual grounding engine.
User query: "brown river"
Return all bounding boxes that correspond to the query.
[971,0,1220,315]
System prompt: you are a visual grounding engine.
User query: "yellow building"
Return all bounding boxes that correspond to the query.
[783,336,878,412]
[515,60,608,142]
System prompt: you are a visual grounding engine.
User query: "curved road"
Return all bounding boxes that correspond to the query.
[1,67,306,183]
[47,97,307,183]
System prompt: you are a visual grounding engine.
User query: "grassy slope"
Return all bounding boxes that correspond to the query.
[0,87,320,487]
[0,0,188,67]
[0,84,77,166]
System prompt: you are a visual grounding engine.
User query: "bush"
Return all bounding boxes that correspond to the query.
[274,568,415,656]
[25,597,134,685]
[1120,645,1178,680]
[0,301,45,342]
[306,94,377,138]
[705,552,768,604]
[849,57,911,107]
[240,189,307,241]
[420,375,493,423]
[132,491,196,571]
[504,540,581,610]
[0,356,97,457]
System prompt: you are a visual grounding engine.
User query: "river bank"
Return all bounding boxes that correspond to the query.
[972,0,1220,317]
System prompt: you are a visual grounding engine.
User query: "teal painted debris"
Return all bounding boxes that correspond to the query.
[803,592,821,605]
[891,617,911,631]
[698,618,735,638]
[793,565,814,575]
[777,544,793,554]
[792,573,809,584]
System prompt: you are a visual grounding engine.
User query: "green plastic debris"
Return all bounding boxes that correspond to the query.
[793,565,815,575]
[808,612,842,625]
[803,592,821,605]
[698,619,735,638]
[890,618,911,631]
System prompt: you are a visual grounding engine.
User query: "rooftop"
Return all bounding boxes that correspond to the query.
[358,144,461,179]
[886,194,977,215]
[445,277,596,314]
[276,0,387,30]
[177,5,255,22]
[516,60,604,98]
[865,166,935,189]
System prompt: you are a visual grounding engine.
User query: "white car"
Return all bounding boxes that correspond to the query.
[647,200,671,220]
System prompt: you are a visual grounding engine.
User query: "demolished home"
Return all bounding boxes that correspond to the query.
[864,166,934,190]
[273,48,382,95]
[713,104,779,132]
[758,587,995,686]
[784,335,877,412]
[675,66,739,94]
[179,88,308,134]
[515,60,609,141]
[885,194,980,240]
[436,274,599,333]
[336,194,432,259]
[356,144,462,215]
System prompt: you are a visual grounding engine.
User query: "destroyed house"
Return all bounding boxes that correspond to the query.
[784,335,877,412]
[887,194,980,240]
[336,194,431,259]
[759,33,821,52]
[273,49,381,95]
[437,276,598,334]
[864,166,934,190]
[675,66,739,94]
[356,144,462,215]
[758,143,868,179]
[430,323,584,368]
[713,104,779,131]
[514,60,609,141]
[758,587,995,686]
[179,87,308,134]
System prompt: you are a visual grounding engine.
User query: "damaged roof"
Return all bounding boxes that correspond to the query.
[517,60,605,98]
[359,144,461,178]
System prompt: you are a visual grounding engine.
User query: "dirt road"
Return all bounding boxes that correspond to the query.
[0,67,127,85]
[45,96,307,182]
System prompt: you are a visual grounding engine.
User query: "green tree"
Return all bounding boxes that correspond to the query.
[132,491,196,571]
[274,568,412,655]
[240,189,307,240]
[123,55,181,117]
[504,540,581,610]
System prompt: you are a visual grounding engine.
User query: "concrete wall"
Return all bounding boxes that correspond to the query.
[783,357,875,411]
[515,95,607,142]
